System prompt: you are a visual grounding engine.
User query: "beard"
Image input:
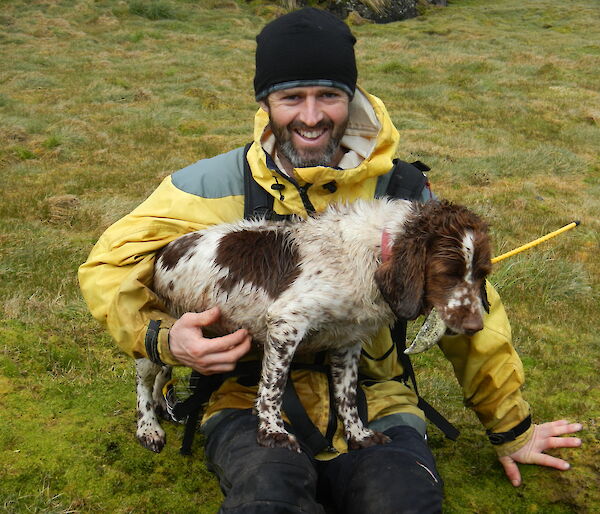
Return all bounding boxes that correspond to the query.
[270,117,348,168]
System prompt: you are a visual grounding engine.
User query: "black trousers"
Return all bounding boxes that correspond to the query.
[204,411,443,514]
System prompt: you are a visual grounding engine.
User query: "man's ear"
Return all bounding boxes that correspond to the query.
[259,100,269,113]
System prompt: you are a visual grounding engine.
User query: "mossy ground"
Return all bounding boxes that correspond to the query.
[1,0,598,512]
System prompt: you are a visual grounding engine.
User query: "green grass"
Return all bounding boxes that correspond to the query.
[1,0,599,512]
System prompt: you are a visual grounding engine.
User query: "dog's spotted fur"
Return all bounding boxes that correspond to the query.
[135,198,492,453]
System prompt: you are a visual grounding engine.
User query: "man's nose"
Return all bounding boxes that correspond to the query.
[298,97,324,127]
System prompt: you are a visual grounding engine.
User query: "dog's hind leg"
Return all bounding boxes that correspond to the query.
[255,317,306,453]
[330,344,391,450]
[135,358,167,453]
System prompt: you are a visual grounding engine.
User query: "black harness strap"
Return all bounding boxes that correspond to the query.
[391,323,460,441]
[243,143,290,221]
[360,343,395,362]
[180,404,203,456]
[177,360,333,455]
[176,373,226,455]
[282,378,331,455]
[243,142,315,220]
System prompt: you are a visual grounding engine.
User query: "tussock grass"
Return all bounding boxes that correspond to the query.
[1,0,599,512]
[128,0,181,21]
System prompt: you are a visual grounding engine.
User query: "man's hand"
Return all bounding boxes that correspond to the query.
[499,420,583,487]
[168,307,252,374]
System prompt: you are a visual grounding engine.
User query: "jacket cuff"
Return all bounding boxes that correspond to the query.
[144,319,179,366]
[157,321,180,366]
[487,414,532,445]
[493,424,535,457]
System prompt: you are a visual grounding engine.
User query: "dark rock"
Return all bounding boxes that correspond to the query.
[333,0,418,23]
[277,1,446,24]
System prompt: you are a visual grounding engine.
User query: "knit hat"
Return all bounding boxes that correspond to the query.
[254,8,357,101]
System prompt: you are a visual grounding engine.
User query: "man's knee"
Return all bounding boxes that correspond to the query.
[218,458,325,514]
[342,451,443,513]
[206,413,324,513]
[319,425,444,514]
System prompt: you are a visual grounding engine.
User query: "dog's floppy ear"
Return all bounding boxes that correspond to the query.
[375,239,426,320]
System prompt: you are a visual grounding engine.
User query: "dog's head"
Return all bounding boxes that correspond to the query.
[375,200,492,336]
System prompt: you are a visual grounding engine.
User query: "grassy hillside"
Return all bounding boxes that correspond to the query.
[1,0,598,512]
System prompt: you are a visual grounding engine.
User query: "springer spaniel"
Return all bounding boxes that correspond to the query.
[135,198,492,453]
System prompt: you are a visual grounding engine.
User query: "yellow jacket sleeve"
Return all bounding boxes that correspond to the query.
[78,176,244,364]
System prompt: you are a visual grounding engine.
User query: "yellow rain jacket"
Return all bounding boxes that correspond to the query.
[79,88,532,458]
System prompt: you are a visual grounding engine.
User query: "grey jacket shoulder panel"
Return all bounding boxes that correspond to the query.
[171,146,246,199]
[374,169,393,198]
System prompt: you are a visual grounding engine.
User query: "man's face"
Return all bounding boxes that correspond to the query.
[261,86,350,168]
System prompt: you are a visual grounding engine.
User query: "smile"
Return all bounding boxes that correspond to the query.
[296,128,327,140]
[293,127,330,146]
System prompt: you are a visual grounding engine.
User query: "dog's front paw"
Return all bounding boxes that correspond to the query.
[348,430,391,450]
[257,429,301,453]
[137,427,166,453]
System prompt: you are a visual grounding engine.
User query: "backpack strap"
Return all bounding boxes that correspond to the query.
[243,143,295,221]
[385,159,430,201]
[175,373,226,455]
[282,377,331,454]
[243,143,271,220]
[390,324,460,441]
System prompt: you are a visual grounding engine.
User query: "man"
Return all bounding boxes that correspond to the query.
[79,8,582,513]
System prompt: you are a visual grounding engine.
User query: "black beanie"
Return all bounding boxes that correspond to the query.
[254,8,357,101]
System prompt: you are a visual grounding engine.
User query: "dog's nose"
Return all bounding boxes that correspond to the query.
[462,316,484,335]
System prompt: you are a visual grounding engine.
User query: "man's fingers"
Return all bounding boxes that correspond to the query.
[199,334,252,363]
[181,307,221,327]
[499,456,522,487]
[553,422,583,437]
[540,420,582,438]
[205,329,250,353]
[187,333,252,373]
[197,361,238,375]
[193,335,252,374]
[546,435,582,450]
[530,452,571,471]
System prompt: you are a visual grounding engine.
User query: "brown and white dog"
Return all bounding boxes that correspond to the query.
[135,198,492,453]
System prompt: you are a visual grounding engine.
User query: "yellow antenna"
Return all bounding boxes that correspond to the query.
[492,221,580,264]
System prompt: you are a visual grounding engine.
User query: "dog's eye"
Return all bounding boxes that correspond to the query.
[447,263,466,278]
